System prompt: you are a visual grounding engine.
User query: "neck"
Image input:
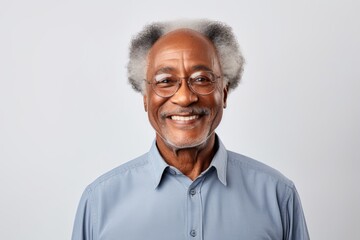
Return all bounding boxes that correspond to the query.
[156,134,217,180]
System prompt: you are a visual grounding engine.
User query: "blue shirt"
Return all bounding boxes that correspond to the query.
[72,138,309,240]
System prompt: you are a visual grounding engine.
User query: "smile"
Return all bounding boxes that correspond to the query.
[170,115,199,121]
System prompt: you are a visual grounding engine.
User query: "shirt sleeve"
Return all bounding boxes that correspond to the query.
[282,185,310,240]
[71,187,94,240]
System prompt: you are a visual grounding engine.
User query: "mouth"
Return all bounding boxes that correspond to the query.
[170,115,199,121]
[162,107,210,120]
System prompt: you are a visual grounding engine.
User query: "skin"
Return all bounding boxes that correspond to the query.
[144,29,228,180]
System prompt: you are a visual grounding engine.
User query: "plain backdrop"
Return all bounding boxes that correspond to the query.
[1,0,359,239]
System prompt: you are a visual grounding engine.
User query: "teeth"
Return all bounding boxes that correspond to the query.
[171,115,198,121]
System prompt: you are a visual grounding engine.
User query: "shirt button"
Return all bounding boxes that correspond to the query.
[190,189,196,196]
[190,229,197,237]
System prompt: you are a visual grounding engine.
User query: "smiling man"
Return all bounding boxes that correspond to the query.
[72,20,309,240]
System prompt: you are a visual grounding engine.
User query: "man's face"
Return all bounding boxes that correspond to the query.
[144,29,228,149]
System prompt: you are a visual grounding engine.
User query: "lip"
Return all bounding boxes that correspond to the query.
[170,115,199,121]
[165,114,202,127]
[161,107,209,126]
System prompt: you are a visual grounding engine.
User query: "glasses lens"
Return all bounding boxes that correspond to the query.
[189,71,216,95]
[151,71,218,97]
[152,73,179,97]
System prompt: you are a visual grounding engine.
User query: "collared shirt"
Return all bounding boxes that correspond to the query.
[72,138,309,240]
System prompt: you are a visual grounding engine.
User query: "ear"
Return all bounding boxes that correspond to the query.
[223,84,229,109]
[143,94,148,112]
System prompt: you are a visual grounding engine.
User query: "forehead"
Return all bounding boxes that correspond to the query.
[147,29,220,74]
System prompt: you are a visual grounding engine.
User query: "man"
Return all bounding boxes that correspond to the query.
[72,19,309,240]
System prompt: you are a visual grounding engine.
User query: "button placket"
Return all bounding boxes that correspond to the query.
[190,229,197,237]
[187,185,199,239]
[186,177,206,239]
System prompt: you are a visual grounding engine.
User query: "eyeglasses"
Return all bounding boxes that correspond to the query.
[145,71,221,98]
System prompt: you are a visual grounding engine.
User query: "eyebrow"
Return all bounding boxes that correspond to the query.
[154,67,175,75]
[155,65,212,74]
[191,65,212,72]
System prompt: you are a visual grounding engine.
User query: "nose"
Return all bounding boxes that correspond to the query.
[170,79,198,106]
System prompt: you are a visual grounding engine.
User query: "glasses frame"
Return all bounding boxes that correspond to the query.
[145,71,222,98]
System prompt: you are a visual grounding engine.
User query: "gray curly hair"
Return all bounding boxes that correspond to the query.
[127,19,244,94]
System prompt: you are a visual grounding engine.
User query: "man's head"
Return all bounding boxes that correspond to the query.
[127,20,244,150]
[128,19,244,94]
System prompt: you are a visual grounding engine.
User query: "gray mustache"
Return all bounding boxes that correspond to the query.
[160,107,210,118]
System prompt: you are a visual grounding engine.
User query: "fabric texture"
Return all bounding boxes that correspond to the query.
[72,137,309,240]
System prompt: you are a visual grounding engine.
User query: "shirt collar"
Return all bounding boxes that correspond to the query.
[148,140,169,189]
[209,137,228,186]
[148,135,228,189]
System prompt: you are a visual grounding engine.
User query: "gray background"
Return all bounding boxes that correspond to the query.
[1,0,359,239]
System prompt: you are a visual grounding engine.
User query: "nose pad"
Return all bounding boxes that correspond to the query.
[177,78,193,94]
[171,79,198,105]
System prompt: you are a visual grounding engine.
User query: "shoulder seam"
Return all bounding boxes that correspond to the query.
[227,152,295,189]
[87,157,149,193]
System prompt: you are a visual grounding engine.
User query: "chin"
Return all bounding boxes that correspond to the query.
[161,133,212,150]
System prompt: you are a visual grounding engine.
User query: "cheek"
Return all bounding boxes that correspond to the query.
[208,91,225,124]
[147,94,167,121]
[211,82,225,102]
[212,90,225,110]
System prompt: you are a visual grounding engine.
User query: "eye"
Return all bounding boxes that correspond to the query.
[157,78,171,83]
[154,74,178,88]
[194,76,211,82]
[190,72,214,85]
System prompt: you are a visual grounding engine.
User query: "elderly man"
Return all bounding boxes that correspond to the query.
[72,20,309,240]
